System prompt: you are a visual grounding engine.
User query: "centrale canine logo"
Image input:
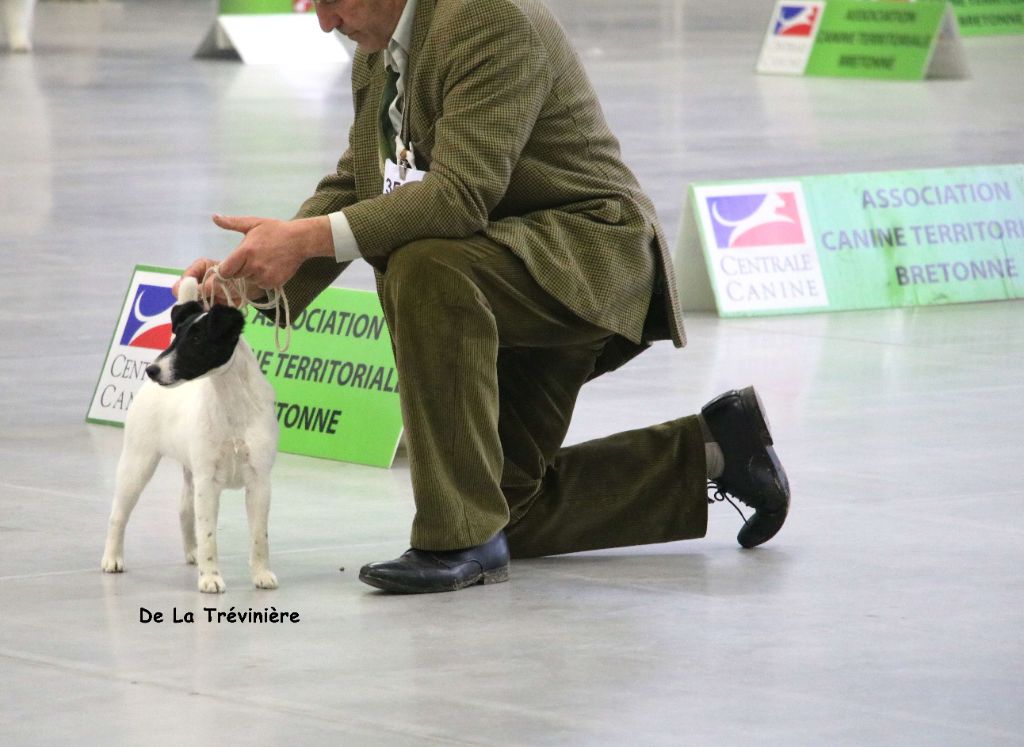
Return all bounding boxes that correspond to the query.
[773,4,821,37]
[120,284,176,350]
[706,191,807,249]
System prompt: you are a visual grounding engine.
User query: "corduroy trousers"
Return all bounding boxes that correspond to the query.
[380,235,709,558]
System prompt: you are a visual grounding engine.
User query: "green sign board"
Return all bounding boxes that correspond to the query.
[218,1,313,14]
[675,164,1024,316]
[950,0,1024,35]
[87,266,403,468]
[244,289,403,467]
[757,0,968,80]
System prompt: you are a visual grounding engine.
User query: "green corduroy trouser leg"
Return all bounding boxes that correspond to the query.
[379,235,708,558]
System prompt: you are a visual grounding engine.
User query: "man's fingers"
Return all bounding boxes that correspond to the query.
[183,258,214,279]
[213,213,262,234]
[174,258,217,298]
[218,249,247,279]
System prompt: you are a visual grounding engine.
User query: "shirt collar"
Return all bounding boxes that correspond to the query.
[386,0,418,70]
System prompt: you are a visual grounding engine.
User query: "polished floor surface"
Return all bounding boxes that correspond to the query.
[2,1,1023,744]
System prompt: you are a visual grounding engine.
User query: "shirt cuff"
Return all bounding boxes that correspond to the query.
[329,210,362,263]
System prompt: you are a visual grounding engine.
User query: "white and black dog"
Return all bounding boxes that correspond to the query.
[101,278,279,593]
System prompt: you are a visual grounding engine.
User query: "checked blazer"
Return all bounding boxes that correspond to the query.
[285,0,686,372]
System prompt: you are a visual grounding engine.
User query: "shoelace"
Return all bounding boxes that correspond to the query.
[707,480,748,522]
[201,265,291,352]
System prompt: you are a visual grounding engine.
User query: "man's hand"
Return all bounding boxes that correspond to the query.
[172,214,333,302]
[214,214,333,288]
[173,258,226,302]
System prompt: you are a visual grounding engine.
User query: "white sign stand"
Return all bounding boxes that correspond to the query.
[755,0,826,76]
[927,6,970,80]
[195,14,350,65]
[675,183,834,316]
[674,199,717,312]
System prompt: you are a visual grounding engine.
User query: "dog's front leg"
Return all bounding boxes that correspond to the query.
[179,468,197,565]
[245,479,278,589]
[193,479,225,593]
[102,450,159,573]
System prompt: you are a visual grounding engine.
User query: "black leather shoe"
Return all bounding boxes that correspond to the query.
[702,386,790,548]
[358,532,510,594]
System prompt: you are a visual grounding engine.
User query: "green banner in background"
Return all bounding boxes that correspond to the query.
[757,0,968,80]
[244,288,403,468]
[218,0,313,14]
[950,0,1024,35]
[677,164,1024,317]
[805,0,947,79]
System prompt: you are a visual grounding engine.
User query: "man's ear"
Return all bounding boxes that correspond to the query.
[171,301,203,333]
[207,305,245,341]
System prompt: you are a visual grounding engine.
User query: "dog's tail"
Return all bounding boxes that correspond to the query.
[178,276,200,303]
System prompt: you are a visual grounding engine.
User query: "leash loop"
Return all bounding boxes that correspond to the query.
[200,265,291,352]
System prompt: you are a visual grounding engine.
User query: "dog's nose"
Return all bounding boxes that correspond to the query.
[145,364,161,381]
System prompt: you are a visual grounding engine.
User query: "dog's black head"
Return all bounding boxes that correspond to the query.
[145,301,246,386]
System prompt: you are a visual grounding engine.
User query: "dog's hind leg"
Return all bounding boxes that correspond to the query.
[101,449,160,573]
[245,478,278,589]
[179,468,197,565]
[193,479,226,593]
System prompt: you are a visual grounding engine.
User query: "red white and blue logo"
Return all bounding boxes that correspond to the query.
[773,5,821,37]
[119,284,176,350]
[706,191,806,249]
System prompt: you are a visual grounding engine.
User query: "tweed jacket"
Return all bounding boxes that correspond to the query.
[285,0,686,373]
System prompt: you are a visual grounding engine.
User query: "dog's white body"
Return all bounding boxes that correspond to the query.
[101,282,279,593]
[2,0,35,52]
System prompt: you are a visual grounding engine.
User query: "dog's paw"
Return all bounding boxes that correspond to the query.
[101,555,124,573]
[252,570,278,590]
[198,572,226,593]
[185,550,197,565]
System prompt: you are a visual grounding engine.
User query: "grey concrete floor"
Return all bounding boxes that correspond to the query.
[2,1,1023,744]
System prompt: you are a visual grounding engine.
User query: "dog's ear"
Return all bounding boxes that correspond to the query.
[171,301,203,333]
[207,305,245,341]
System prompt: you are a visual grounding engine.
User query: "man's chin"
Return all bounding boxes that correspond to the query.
[331,27,387,53]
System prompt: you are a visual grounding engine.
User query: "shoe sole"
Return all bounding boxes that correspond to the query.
[706,386,789,549]
[359,564,509,594]
[739,386,773,448]
[739,387,789,548]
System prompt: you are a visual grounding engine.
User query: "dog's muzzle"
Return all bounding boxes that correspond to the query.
[145,356,175,385]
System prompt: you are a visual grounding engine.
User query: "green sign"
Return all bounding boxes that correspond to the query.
[757,0,968,80]
[87,266,403,468]
[218,0,313,14]
[244,289,403,467]
[675,164,1024,317]
[950,0,1024,35]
